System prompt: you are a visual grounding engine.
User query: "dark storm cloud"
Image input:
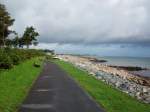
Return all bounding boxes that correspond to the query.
[1,0,150,45]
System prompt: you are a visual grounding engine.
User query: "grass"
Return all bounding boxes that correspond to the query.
[54,60,150,112]
[0,57,43,112]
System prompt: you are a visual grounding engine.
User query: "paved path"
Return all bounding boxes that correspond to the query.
[19,62,105,112]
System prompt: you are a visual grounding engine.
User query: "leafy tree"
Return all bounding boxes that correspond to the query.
[18,38,24,48]
[22,26,39,48]
[12,34,20,48]
[6,39,13,47]
[0,4,15,47]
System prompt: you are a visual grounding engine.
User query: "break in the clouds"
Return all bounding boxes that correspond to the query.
[1,0,150,45]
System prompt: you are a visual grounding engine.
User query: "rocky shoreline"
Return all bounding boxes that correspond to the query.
[57,55,150,104]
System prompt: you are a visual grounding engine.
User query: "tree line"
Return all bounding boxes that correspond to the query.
[0,3,39,49]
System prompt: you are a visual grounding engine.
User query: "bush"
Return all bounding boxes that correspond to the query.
[33,62,41,68]
[9,52,21,65]
[0,48,46,69]
[0,51,13,69]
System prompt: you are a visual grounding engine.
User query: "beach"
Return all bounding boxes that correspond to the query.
[57,54,150,103]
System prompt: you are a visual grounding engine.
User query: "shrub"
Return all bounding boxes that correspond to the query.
[33,62,41,68]
[9,52,21,65]
[0,48,46,69]
[0,51,13,69]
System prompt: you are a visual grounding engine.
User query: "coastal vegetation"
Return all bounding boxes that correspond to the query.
[0,3,42,69]
[54,59,150,112]
[0,3,43,69]
[0,48,45,69]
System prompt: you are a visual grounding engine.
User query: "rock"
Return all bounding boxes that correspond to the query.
[136,92,143,100]
[128,92,135,97]
[89,72,95,76]
[145,97,150,104]
[129,86,136,93]
[124,91,129,94]
[115,81,121,87]
[97,76,102,80]
[120,83,128,90]
[95,73,99,77]
[102,79,105,82]
[110,79,117,84]
[143,88,149,93]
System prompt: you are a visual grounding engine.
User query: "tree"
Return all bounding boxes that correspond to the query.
[0,4,15,47]
[12,34,20,48]
[22,26,39,48]
[6,38,13,47]
[18,38,24,48]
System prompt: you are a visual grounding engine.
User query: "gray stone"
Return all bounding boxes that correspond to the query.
[115,81,121,87]
[143,87,149,93]
[136,92,143,100]
[97,76,102,80]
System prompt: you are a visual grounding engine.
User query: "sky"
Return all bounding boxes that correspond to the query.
[1,0,150,57]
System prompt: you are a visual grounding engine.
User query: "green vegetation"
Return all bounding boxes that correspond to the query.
[0,48,45,69]
[0,57,43,112]
[54,60,150,112]
[22,26,39,49]
[0,3,43,69]
[0,4,15,47]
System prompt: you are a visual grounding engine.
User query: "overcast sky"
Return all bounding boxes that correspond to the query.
[1,0,150,57]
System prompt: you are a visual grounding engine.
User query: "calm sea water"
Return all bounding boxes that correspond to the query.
[96,56,150,77]
[97,56,150,68]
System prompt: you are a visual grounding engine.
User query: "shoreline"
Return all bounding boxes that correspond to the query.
[57,54,150,103]
[84,56,150,78]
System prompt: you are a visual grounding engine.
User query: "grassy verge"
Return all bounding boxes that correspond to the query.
[54,60,150,112]
[0,57,43,112]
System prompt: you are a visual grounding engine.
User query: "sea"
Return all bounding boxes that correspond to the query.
[95,56,150,77]
[96,56,150,68]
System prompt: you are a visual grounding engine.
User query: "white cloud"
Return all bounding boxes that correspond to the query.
[1,0,150,45]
